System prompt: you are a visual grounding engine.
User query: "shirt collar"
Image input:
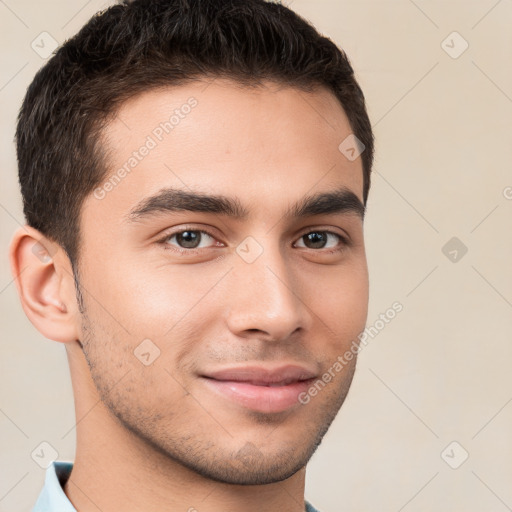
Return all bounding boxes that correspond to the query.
[32,461,76,512]
[32,460,319,512]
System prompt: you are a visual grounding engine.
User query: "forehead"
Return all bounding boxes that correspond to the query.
[87,78,364,222]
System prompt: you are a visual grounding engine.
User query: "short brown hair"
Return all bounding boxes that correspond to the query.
[16,0,374,271]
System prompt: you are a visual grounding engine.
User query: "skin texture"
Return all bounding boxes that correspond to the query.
[10,78,369,512]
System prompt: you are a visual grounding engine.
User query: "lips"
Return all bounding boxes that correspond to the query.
[200,364,317,414]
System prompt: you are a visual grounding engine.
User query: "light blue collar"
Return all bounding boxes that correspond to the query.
[31,461,76,512]
[32,460,320,512]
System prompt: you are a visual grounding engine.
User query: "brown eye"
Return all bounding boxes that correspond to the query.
[175,230,202,249]
[295,231,346,250]
[302,232,328,249]
[160,229,220,252]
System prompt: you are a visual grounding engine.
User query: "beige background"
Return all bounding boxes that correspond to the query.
[1,1,511,511]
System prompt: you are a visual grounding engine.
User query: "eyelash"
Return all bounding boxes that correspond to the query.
[156,225,350,255]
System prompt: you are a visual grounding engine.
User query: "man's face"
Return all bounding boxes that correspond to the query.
[76,78,369,484]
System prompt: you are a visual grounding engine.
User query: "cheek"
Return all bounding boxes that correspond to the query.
[83,255,229,338]
[307,262,369,343]
[81,309,189,411]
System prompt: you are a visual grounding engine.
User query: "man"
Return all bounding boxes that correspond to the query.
[9,0,374,510]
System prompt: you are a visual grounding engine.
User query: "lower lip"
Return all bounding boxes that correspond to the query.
[200,377,315,414]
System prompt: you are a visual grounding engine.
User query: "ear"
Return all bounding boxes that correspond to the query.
[8,225,81,343]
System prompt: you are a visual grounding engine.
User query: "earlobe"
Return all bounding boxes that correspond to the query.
[8,225,81,343]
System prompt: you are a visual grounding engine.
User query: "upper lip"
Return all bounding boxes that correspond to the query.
[201,364,317,386]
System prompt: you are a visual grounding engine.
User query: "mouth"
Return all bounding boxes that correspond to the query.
[199,364,317,414]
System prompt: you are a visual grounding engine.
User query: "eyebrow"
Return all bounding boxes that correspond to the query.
[126,186,365,223]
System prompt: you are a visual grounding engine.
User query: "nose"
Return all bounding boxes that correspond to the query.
[224,241,312,342]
